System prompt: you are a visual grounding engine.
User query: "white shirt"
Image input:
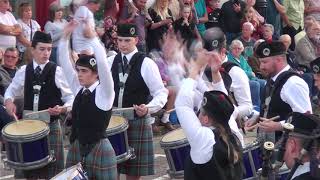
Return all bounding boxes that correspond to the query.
[175,77,244,164]
[44,19,67,47]
[108,48,168,114]
[291,162,310,179]
[0,11,18,48]
[4,60,74,108]
[72,6,95,53]
[222,57,253,118]
[272,65,312,114]
[58,37,115,111]
[17,19,41,52]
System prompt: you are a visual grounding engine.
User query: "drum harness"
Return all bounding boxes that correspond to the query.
[117,57,132,109]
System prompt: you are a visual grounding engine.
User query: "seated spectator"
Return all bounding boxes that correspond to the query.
[237,22,256,59]
[228,39,265,112]
[16,2,40,65]
[262,23,276,42]
[173,4,200,46]
[205,0,221,29]
[294,15,317,48]
[279,34,298,70]
[245,0,264,23]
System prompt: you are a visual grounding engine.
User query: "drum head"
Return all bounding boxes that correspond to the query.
[161,128,186,143]
[3,120,48,136]
[108,116,126,129]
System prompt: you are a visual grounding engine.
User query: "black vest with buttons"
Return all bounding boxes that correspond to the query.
[70,88,112,145]
[111,52,150,108]
[184,129,243,180]
[24,62,63,121]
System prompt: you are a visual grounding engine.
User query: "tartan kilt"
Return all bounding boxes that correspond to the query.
[118,116,155,176]
[15,120,65,179]
[66,138,117,180]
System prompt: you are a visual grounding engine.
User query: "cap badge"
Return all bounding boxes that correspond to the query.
[263,48,270,56]
[212,40,219,47]
[89,58,97,66]
[202,97,208,106]
[313,65,320,73]
[130,27,135,35]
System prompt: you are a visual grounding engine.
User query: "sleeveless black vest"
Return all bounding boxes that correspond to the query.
[24,62,63,121]
[70,89,112,145]
[184,129,243,180]
[111,52,150,108]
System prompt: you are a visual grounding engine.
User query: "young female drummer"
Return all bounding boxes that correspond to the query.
[58,21,117,179]
[175,48,243,180]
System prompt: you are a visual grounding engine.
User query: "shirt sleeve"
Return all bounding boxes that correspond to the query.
[44,22,63,42]
[57,39,81,95]
[229,66,253,118]
[281,76,312,113]
[91,38,115,111]
[54,66,75,108]
[175,78,216,164]
[141,57,168,114]
[4,66,26,101]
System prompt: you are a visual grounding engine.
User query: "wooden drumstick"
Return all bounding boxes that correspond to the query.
[25,106,71,116]
[165,108,175,114]
[112,105,158,112]
[13,113,19,122]
[245,115,281,131]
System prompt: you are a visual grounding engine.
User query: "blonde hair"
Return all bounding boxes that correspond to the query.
[153,0,171,20]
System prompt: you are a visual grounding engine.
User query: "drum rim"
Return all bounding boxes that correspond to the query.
[2,120,49,142]
[106,116,129,135]
[243,140,261,152]
[5,154,53,170]
[160,128,188,147]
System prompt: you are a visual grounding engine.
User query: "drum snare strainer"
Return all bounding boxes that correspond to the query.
[160,128,190,179]
[2,120,54,170]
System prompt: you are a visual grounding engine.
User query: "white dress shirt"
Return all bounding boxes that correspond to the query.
[272,65,312,114]
[0,11,18,49]
[4,60,74,107]
[175,77,244,164]
[291,162,310,179]
[107,48,168,114]
[222,57,253,118]
[58,37,115,111]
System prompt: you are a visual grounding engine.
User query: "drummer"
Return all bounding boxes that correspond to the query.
[58,21,117,179]
[281,112,320,179]
[4,31,74,178]
[175,47,243,179]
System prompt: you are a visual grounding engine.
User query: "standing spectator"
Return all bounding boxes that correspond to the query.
[266,0,285,38]
[0,0,22,51]
[72,0,101,54]
[45,3,67,64]
[282,0,304,50]
[173,4,200,46]
[304,0,320,21]
[194,0,208,36]
[205,0,222,29]
[148,0,174,52]
[16,2,40,65]
[245,0,264,23]
[169,0,181,20]
[220,0,246,45]
[119,0,148,53]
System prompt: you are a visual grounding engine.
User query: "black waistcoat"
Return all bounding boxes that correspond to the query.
[24,62,63,120]
[184,130,243,180]
[70,89,112,145]
[111,52,150,108]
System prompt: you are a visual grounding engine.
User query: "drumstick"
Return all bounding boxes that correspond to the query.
[13,113,19,122]
[112,105,158,112]
[25,106,71,116]
[165,108,175,114]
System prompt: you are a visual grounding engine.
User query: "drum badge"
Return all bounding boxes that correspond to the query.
[212,40,219,47]
[89,58,97,66]
[202,97,208,106]
[262,48,270,56]
[130,27,135,35]
[313,65,320,73]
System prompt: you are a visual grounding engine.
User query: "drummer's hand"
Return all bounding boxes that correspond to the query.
[48,105,66,116]
[244,118,258,131]
[134,104,148,117]
[258,120,283,133]
[4,99,16,116]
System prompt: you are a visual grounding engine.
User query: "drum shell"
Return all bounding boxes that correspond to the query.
[1,120,51,169]
[160,134,190,178]
[106,116,131,163]
[243,141,263,179]
[51,163,88,180]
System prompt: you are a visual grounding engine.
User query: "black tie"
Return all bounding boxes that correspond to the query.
[265,79,275,98]
[34,66,41,78]
[123,56,128,72]
[81,89,91,104]
[82,89,91,96]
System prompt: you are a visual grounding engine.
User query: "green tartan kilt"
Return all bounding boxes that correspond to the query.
[66,138,117,180]
[15,120,65,179]
[118,117,155,176]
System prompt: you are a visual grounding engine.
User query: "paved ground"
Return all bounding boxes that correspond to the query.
[0,126,256,180]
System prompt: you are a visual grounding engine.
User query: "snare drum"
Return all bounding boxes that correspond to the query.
[243,138,263,179]
[106,116,134,163]
[160,128,190,179]
[51,163,88,180]
[1,120,53,170]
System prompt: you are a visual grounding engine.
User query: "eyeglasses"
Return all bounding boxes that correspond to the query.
[4,55,18,59]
